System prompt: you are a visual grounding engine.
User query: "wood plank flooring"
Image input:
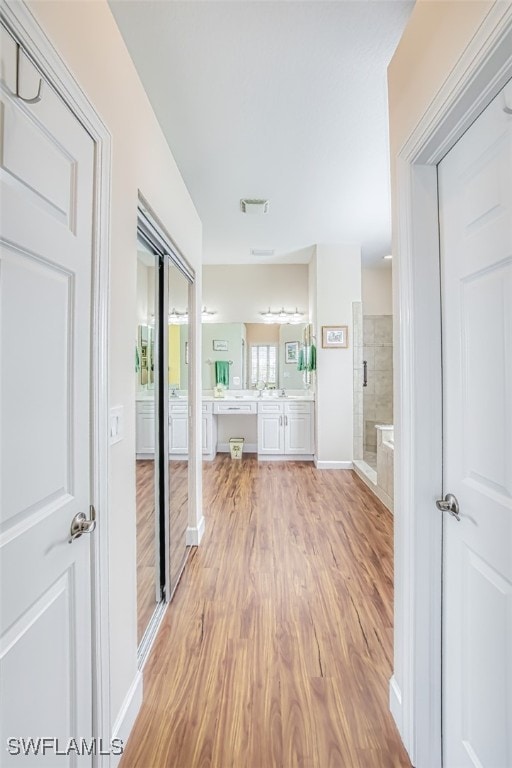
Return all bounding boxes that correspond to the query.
[136,459,157,646]
[123,456,410,768]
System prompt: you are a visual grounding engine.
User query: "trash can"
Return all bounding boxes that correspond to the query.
[229,437,244,460]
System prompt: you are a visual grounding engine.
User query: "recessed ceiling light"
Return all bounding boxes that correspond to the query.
[383,254,393,260]
[240,198,269,214]
[250,248,275,256]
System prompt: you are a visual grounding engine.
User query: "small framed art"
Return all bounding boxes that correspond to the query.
[322,325,348,348]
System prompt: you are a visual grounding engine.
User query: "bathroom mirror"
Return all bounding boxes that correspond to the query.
[201,322,310,390]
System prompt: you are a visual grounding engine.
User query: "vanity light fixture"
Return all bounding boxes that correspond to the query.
[201,306,216,322]
[260,307,305,324]
[168,307,188,324]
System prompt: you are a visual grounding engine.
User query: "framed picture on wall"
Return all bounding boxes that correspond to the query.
[322,325,348,348]
[213,340,228,351]
[285,341,299,364]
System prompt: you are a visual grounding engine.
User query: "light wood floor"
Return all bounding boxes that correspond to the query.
[136,459,157,646]
[124,456,410,768]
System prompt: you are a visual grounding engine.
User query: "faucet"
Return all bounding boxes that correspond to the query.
[279,388,286,398]
[170,387,177,398]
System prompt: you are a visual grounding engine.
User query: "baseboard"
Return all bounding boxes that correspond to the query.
[257,454,314,462]
[314,460,353,470]
[217,442,258,454]
[352,461,394,513]
[110,671,143,768]
[389,675,403,738]
[187,516,205,545]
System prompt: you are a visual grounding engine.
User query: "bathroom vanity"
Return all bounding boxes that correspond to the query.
[136,391,315,461]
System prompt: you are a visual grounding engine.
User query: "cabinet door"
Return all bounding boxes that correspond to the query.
[284,412,311,454]
[202,413,211,454]
[137,411,155,453]
[169,413,188,453]
[258,412,284,454]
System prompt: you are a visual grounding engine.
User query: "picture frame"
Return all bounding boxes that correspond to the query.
[213,339,228,352]
[285,341,299,364]
[322,325,348,348]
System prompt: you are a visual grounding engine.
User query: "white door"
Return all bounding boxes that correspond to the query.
[439,79,512,768]
[0,30,96,764]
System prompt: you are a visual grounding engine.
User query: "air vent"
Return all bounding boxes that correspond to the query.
[250,248,275,257]
[240,198,269,214]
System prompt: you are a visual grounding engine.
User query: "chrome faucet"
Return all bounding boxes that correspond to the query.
[279,388,286,398]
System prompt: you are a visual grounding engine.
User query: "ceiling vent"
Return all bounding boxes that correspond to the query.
[240,198,269,214]
[250,248,274,257]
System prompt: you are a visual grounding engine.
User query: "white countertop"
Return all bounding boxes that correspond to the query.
[136,390,314,402]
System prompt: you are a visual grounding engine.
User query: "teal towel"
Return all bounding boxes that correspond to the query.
[297,347,305,371]
[135,346,140,373]
[215,360,230,386]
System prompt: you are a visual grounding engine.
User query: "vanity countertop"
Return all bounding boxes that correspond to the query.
[136,391,315,402]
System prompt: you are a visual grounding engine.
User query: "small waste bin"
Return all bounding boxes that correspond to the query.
[229,437,244,460]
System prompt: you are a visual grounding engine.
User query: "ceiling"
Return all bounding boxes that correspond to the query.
[109,1,414,267]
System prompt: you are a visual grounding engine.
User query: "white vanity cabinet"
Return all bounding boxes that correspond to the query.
[257,400,314,458]
[168,402,189,455]
[136,400,155,455]
[202,402,216,460]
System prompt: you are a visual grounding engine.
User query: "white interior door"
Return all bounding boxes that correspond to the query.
[0,29,96,764]
[439,80,512,768]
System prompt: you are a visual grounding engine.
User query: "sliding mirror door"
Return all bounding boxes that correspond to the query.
[167,261,190,596]
[135,236,162,649]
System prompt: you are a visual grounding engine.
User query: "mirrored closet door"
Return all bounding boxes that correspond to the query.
[135,206,194,661]
[167,262,190,595]
[135,236,160,649]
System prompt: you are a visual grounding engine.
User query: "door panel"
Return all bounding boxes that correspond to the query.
[167,263,189,596]
[0,27,95,763]
[439,79,512,768]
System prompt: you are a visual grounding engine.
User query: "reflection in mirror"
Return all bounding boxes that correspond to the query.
[201,322,310,390]
[168,261,190,595]
[135,242,159,647]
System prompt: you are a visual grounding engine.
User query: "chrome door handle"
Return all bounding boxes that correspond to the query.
[435,493,460,521]
[363,360,368,387]
[69,505,97,542]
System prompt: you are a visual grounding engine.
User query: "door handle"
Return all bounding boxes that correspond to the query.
[69,505,97,542]
[435,493,460,521]
[363,360,368,388]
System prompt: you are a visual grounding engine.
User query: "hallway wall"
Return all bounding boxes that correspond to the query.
[28,0,202,745]
[388,0,496,760]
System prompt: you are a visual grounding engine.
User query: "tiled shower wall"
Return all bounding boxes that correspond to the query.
[363,315,393,451]
[352,303,364,460]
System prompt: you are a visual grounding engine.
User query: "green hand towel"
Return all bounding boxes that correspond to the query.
[308,343,317,372]
[297,347,305,371]
[215,360,230,387]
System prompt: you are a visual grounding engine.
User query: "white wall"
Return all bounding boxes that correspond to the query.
[387,0,495,758]
[203,264,309,323]
[311,244,362,467]
[28,0,203,740]
[362,265,393,315]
